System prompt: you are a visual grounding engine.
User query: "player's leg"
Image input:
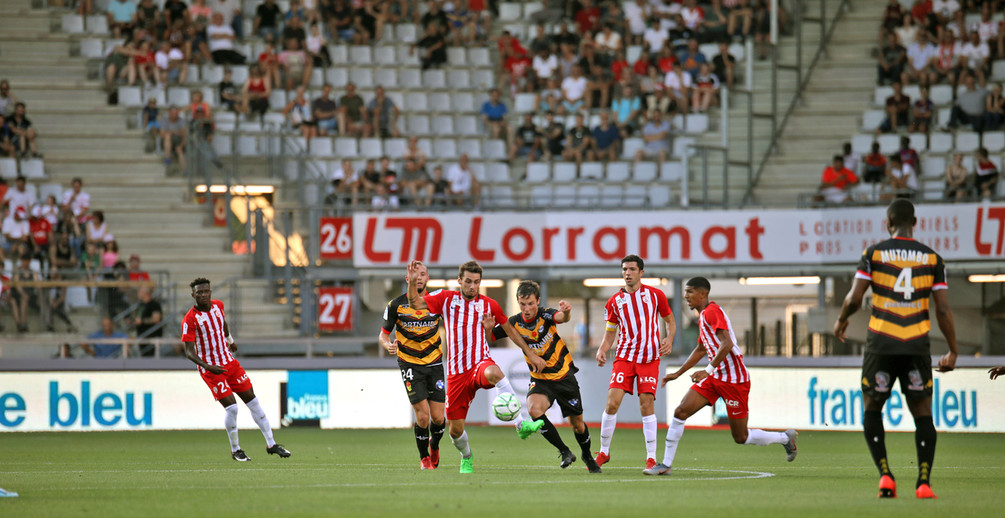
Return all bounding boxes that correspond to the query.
[411,399,433,466]
[861,352,895,497]
[637,360,660,468]
[404,363,434,467]
[216,393,245,460]
[901,355,937,498]
[597,387,627,465]
[428,400,445,467]
[527,391,573,465]
[568,414,601,473]
[235,369,291,458]
[445,372,475,473]
[645,388,710,475]
[723,380,797,458]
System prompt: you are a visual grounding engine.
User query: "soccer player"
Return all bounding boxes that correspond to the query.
[379,262,446,470]
[643,277,797,476]
[406,260,547,474]
[594,254,676,470]
[833,199,958,499]
[488,280,602,473]
[182,278,291,462]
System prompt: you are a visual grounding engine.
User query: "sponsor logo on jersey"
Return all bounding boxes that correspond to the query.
[725,399,740,407]
[406,381,412,392]
[640,376,657,385]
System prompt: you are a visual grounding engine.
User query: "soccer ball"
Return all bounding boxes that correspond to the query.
[492,393,521,422]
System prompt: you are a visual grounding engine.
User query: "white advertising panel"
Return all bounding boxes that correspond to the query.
[664,368,1005,432]
[352,203,1005,267]
[320,370,414,429]
[0,371,285,432]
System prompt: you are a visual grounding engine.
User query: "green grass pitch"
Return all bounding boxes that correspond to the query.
[2,427,1003,517]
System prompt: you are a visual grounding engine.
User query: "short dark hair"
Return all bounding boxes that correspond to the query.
[833,155,844,163]
[887,199,915,228]
[190,277,211,290]
[458,260,482,279]
[622,254,644,271]
[685,276,711,292]
[516,280,541,300]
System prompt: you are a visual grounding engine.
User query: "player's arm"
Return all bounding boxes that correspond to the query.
[500,320,546,373]
[222,319,236,353]
[553,300,572,323]
[690,329,734,383]
[184,341,225,374]
[379,301,398,355]
[833,278,870,342]
[932,289,958,372]
[378,329,397,355]
[659,311,676,356]
[405,260,428,311]
[662,343,705,386]
[595,323,617,367]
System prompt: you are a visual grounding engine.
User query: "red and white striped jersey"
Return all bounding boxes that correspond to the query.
[181,300,234,373]
[423,289,507,376]
[698,302,749,384]
[604,284,671,364]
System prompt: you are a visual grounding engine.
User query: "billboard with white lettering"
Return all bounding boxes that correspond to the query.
[352,203,1004,267]
[664,368,1005,432]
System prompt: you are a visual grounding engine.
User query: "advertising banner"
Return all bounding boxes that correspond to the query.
[664,367,1005,432]
[285,370,330,421]
[352,203,1005,267]
[0,371,285,432]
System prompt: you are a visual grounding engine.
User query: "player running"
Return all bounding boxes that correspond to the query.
[834,199,958,499]
[182,278,291,461]
[406,260,547,474]
[487,280,602,473]
[643,277,797,476]
[595,255,676,470]
[379,262,447,470]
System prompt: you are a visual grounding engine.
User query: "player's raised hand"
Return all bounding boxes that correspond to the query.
[833,319,849,342]
[558,300,572,314]
[595,347,607,367]
[481,313,496,331]
[406,260,421,282]
[661,372,681,386]
[936,351,957,372]
[989,366,1005,380]
[528,354,546,373]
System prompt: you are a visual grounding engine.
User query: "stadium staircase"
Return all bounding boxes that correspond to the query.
[0,0,296,337]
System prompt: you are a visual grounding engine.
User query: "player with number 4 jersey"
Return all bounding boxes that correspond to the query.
[379,262,446,470]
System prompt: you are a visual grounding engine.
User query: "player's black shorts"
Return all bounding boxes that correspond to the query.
[398,360,445,405]
[861,352,933,402]
[528,375,584,417]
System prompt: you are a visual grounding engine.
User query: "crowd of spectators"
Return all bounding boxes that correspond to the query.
[1,176,155,340]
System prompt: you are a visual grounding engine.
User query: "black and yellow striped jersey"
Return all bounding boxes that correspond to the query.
[855,237,948,355]
[492,307,577,381]
[381,293,442,366]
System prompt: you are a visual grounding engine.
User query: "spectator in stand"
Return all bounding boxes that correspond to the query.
[368,86,400,138]
[326,0,360,44]
[535,76,562,114]
[83,317,128,358]
[509,114,543,163]
[502,47,533,98]
[218,68,239,112]
[312,84,338,136]
[727,0,754,39]
[191,0,214,26]
[579,44,613,110]
[656,45,677,75]
[257,42,281,89]
[878,32,907,86]
[6,103,39,159]
[210,0,244,39]
[974,147,999,199]
[910,85,934,133]
[893,13,917,47]
[163,0,190,29]
[255,0,283,41]
[446,154,480,207]
[56,207,84,260]
[976,4,1004,60]
[945,74,988,131]
[480,89,509,140]
[326,158,359,206]
[411,22,447,71]
[154,40,187,86]
[880,0,906,43]
[612,84,642,136]
[563,113,594,165]
[107,0,138,39]
[610,51,631,85]
[242,65,271,122]
[691,63,720,113]
[47,257,78,334]
[529,0,567,26]
[134,40,157,88]
[373,171,401,211]
[0,80,16,118]
[624,0,650,46]
[878,81,911,134]
[529,24,552,55]
[931,31,962,90]
[557,41,579,80]
[102,240,121,271]
[642,16,668,57]
[592,111,622,162]
[279,38,312,91]
[402,136,428,172]
[574,0,601,34]
[2,206,30,256]
[8,253,37,333]
[28,211,53,269]
[445,0,479,47]
[960,31,990,87]
[532,47,560,92]
[944,152,968,201]
[283,87,318,140]
[128,254,150,282]
[818,155,859,204]
[842,142,860,175]
[429,165,449,206]
[986,83,1004,131]
[420,0,449,36]
[902,31,937,86]
[161,107,187,169]
[0,117,12,158]
[307,23,331,67]
[61,178,91,223]
[85,210,109,248]
[562,64,589,114]
[3,176,34,215]
[664,62,692,115]
[35,195,60,227]
[884,154,918,199]
[338,82,367,137]
[712,41,736,90]
[358,159,382,195]
[595,23,623,60]
[51,228,78,272]
[104,40,140,91]
[636,110,672,164]
[133,286,163,357]
[399,158,432,207]
[898,135,920,172]
[542,111,565,160]
[863,142,887,183]
[207,13,246,65]
[677,39,706,80]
